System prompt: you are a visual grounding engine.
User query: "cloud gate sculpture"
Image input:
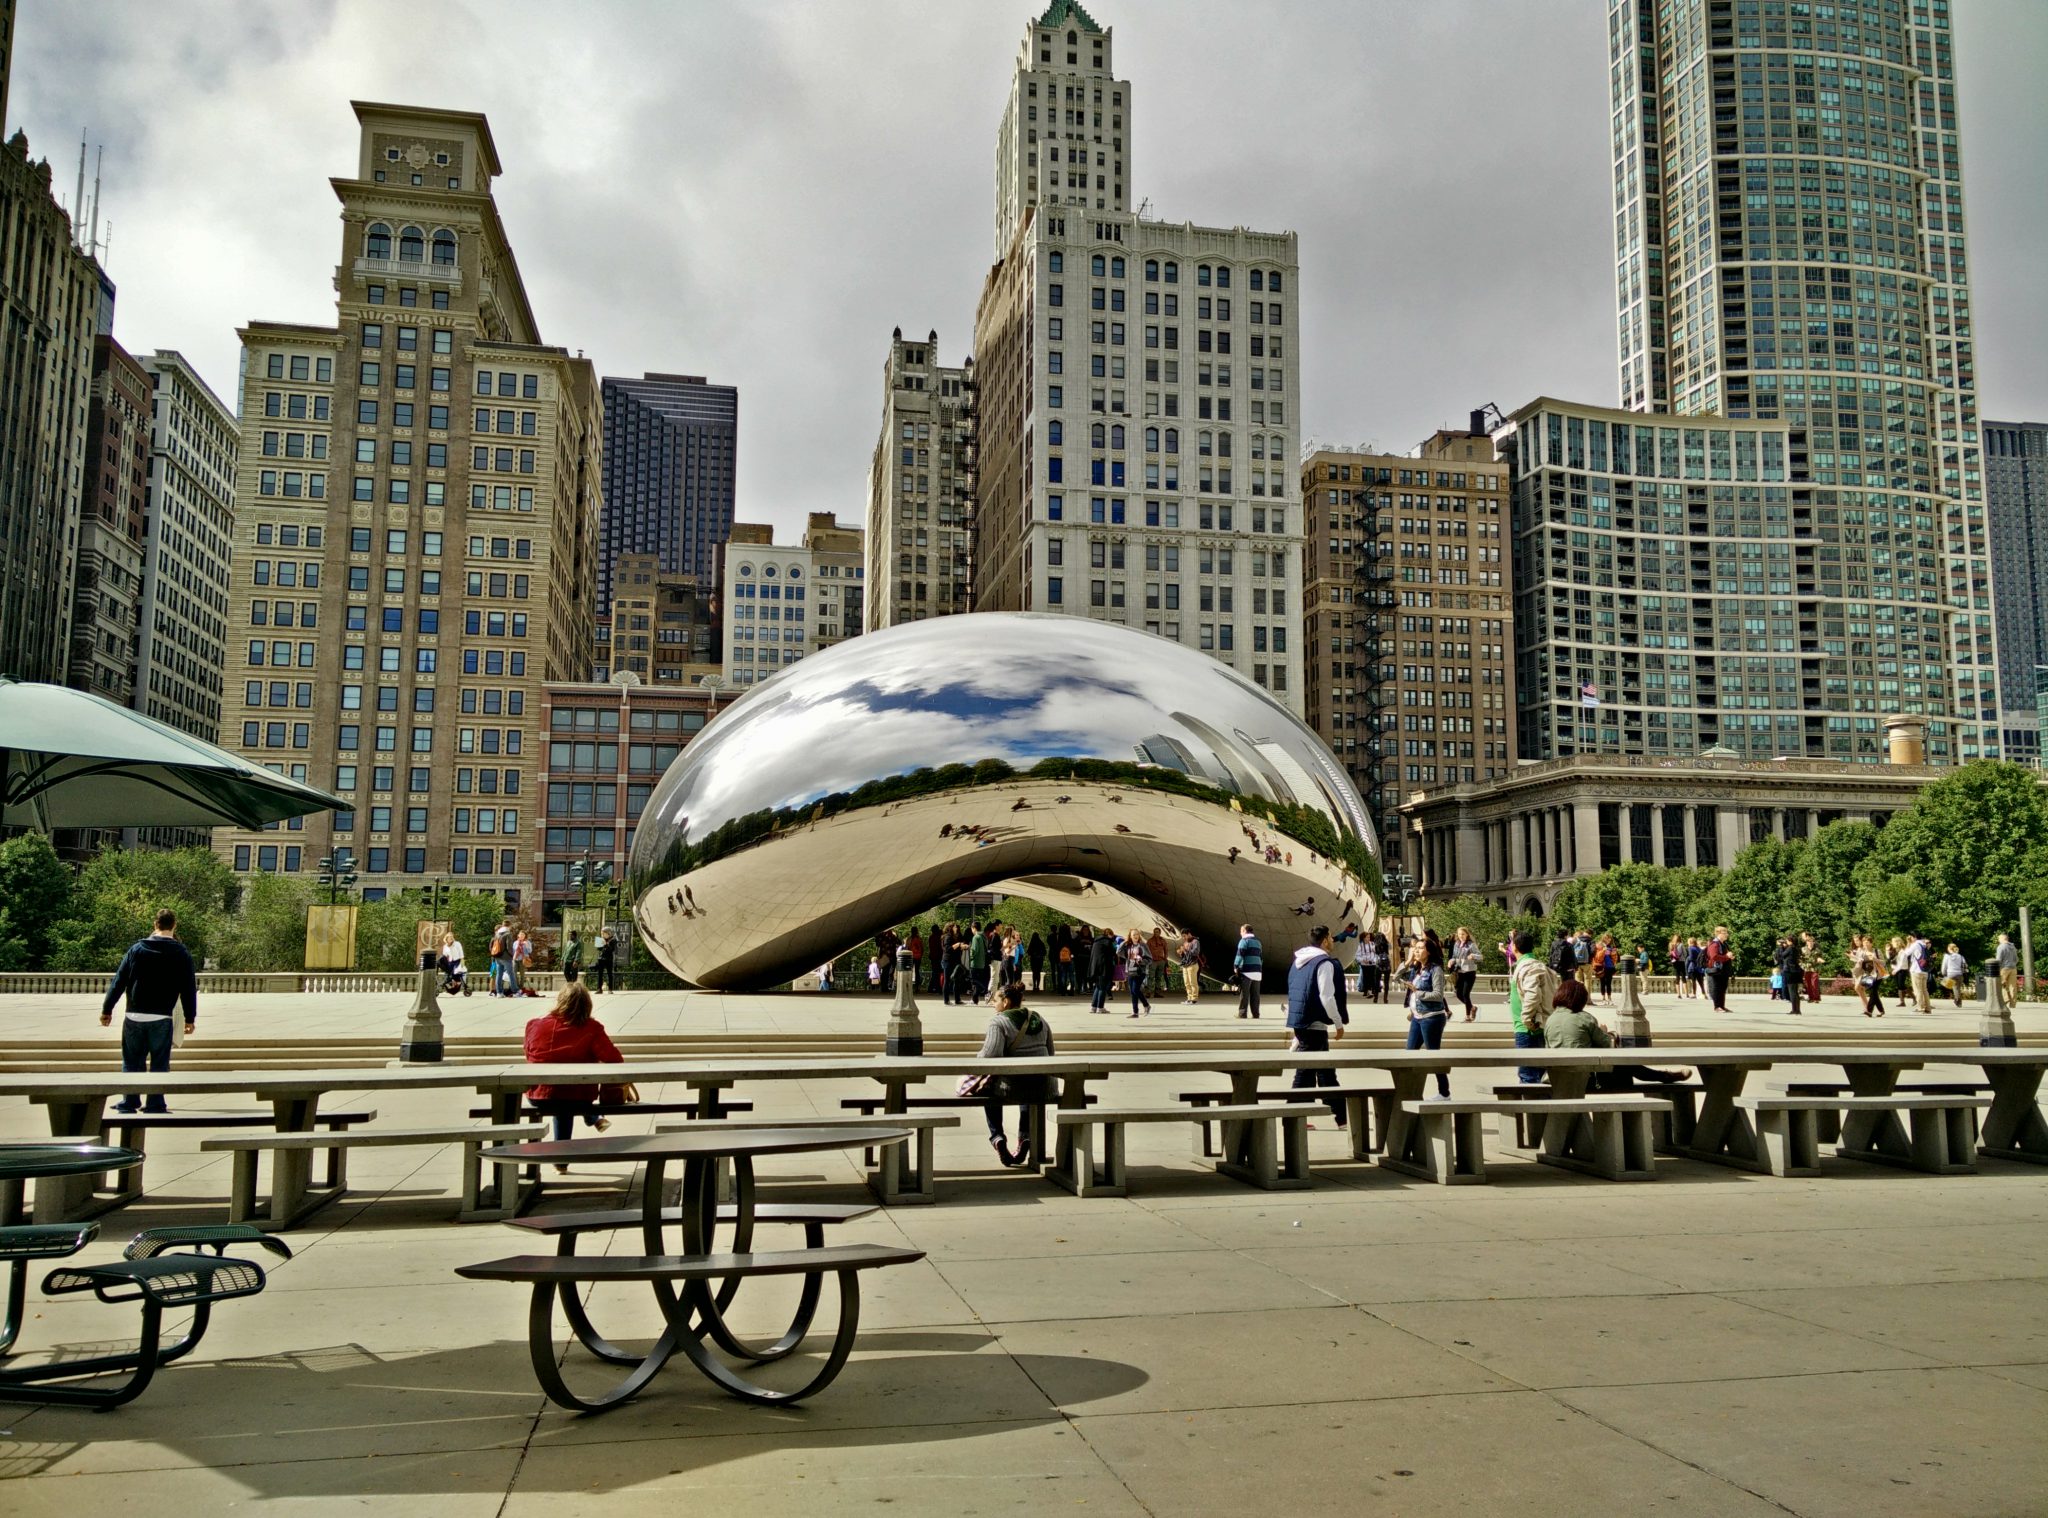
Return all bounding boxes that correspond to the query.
[628,613,1382,990]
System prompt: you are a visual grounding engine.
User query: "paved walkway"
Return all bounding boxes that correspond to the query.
[10,979,2040,1044]
[2,985,2042,1513]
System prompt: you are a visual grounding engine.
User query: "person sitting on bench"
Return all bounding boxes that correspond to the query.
[1544,981,1690,1087]
[523,983,626,1160]
[974,981,1054,1169]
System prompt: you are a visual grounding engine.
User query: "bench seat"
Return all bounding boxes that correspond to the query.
[455,1242,927,1412]
[200,1123,543,1229]
[1780,1081,1991,1144]
[468,1100,752,1121]
[95,1110,375,1205]
[1383,1096,1672,1185]
[1739,1093,1994,1177]
[1179,1086,1392,1159]
[1491,1082,1704,1153]
[1053,1103,1308,1197]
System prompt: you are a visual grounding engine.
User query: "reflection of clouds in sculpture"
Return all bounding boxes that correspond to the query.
[629,614,1378,988]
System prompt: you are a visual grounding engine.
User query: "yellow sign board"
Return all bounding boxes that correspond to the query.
[305,904,360,971]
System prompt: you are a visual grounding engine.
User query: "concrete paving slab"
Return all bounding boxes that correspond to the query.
[1160,1196,1506,1249]
[1556,1367,2048,1518]
[504,1418,1149,1514]
[1374,1291,1940,1389]
[0,1444,527,1513]
[1547,1224,2048,1294]
[1725,1277,2048,1365]
[937,1246,1336,1323]
[1070,1390,1786,1517]
[878,1198,1205,1261]
[988,1304,1515,1413]
[1243,1239,1681,1305]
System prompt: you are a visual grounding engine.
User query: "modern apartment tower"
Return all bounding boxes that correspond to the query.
[598,372,737,614]
[1984,420,2047,754]
[1607,0,1993,762]
[214,103,602,899]
[132,350,237,740]
[866,330,974,630]
[972,4,1305,711]
[1302,430,1515,883]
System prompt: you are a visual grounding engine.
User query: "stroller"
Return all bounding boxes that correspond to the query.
[438,955,471,996]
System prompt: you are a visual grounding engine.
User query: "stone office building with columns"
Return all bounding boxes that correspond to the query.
[1401,750,1944,916]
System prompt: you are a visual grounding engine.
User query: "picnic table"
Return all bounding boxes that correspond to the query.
[458,1125,921,1411]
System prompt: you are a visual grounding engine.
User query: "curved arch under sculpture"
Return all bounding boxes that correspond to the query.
[628,614,1381,989]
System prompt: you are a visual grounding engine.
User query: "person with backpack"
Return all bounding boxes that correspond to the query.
[1285,924,1349,1125]
[1507,929,1555,1084]
[973,981,1054,1168]
[1704,927,1734,1011]
[1910,933,1934,1013]
[1547,929,1576,980]
[1571,929,1595,989]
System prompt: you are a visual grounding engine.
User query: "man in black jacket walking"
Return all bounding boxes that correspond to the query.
[100,908,198,1114]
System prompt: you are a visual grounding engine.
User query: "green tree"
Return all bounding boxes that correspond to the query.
[0,832,73,967]
[0,905,28,972]
[1416,896,1532,972]
[353,892,430,972]
[1854,760,2048,958]
[1682,837,1805,973]
[1547,863,1681,954]
[1786,819,1880,969]
[216,872,315,971]
[47,847,236,971]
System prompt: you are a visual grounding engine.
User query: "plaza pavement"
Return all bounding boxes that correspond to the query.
[0,980,2043,1514]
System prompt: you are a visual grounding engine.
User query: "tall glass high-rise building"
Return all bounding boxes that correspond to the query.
[598,373,737,615]
[1607,0,1994,762]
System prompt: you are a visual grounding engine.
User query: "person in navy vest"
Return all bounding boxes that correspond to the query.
[1285,924,1348,1124]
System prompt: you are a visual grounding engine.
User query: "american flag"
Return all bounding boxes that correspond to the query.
[1580,681,1601,708]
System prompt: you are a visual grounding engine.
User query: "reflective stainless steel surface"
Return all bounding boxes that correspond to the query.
[629,613,1381,989]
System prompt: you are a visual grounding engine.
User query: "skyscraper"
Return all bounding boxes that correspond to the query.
[598,372,737,615]
[1608,0,1993,762]
[68,336,151,703]
[213,102,602,901]
[972,5,1304,711]
[865,330,974,630]
[133,349,237,741]
[1984,419,2047,756]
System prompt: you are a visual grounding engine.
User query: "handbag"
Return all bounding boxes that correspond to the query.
[597,1081,640,1104]
[956,1073,991,1098]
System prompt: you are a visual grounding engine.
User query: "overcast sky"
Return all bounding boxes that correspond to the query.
[14,1,2047,536]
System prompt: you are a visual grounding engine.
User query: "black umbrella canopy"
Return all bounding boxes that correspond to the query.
[0,680,347,831]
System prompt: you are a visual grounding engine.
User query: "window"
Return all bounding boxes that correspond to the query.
[365,223,391,260]
[432,229,456,266]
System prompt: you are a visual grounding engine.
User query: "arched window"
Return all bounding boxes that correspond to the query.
[1090,254,1105,276]
[1144,260,1159,281]
[1218,433,1233,458]
[1111,257,1124,278]
[1216,265,1232,289]
[1048,420,1063,445]
[1197,264,1212,287]
[365,223,391,260]
[1090,422,1106,447]
[1110,424,1124,449]
[398,225,425,262]
[1163,261,1179,284]
[431,230,457,266]
[1144,427,1159,452]
[1198,431,1213,456]
[1165,428,1179,454]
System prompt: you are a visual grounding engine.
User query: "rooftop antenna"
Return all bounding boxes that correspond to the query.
[73,134,85,238]
[88,145,103,258]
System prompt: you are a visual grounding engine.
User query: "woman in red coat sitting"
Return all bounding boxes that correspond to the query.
[523,982,625,1146]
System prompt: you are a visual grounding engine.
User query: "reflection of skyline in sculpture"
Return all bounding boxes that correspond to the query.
[628,614,1379,989]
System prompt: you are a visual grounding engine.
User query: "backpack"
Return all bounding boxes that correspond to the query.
[1548,939,1574,975]
[1573,938,1592,965]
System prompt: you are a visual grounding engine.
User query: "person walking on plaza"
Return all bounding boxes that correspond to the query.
[1148,927,1171,997]
[1940,942,1969,1007]
[511,929,532,996]
[1910,932,1934,1013]
[1997,932,2021,1011]
[1571,928,1595,989]
[1592,934,1617,1005]
[1177,930,1203,1004]
[101,908,198,1115]
[1233,924,1263,1019]
[1507,929,1556,1084]
[1774,933,1804,1015]
[486,922,509,997]
[968,923,991,1004]
[1285,924,1348,1125]
[1026,931,1047,992]
[1354,929,1381,999]
[561,929,585,984]
[1124,929,1153,1018]
[974,981,1054,1168]
[1395,938,1453,1099]
[1087,927,1117,1014]
[1704,926,1734,1011]
[1449,927,1482,1021]
[1850,934,1885,1017]
[1667,934,1688,997]
[523,982,624,1153]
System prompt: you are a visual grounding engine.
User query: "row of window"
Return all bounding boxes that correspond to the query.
[363,224,457,265]
[1042,496,1289,535]
[365,285,450,310]
[358,362,452,392]
[230,842,516,877]
[1049,251,1285,292]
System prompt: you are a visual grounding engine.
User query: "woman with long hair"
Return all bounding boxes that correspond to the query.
[523,982,626,1163]
[1448,926,1482,1021]
[1395,937,1453,1099]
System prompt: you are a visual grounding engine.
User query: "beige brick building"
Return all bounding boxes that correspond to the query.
[1302,427,1515,885]
[215,103,600,902]
[865,329,974,629]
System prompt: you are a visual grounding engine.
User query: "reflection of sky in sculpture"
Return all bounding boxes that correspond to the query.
[642,614,1374,854]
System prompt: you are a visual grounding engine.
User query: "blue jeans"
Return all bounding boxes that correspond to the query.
[1289,1025,1343,1121]
[1128,974,1150,1014]
[1406,1011,1451,1096]
[120,1017,175,1113]
[1514,1029,1544,1084]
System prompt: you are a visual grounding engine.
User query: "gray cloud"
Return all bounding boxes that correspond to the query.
[12,0,2045,536]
